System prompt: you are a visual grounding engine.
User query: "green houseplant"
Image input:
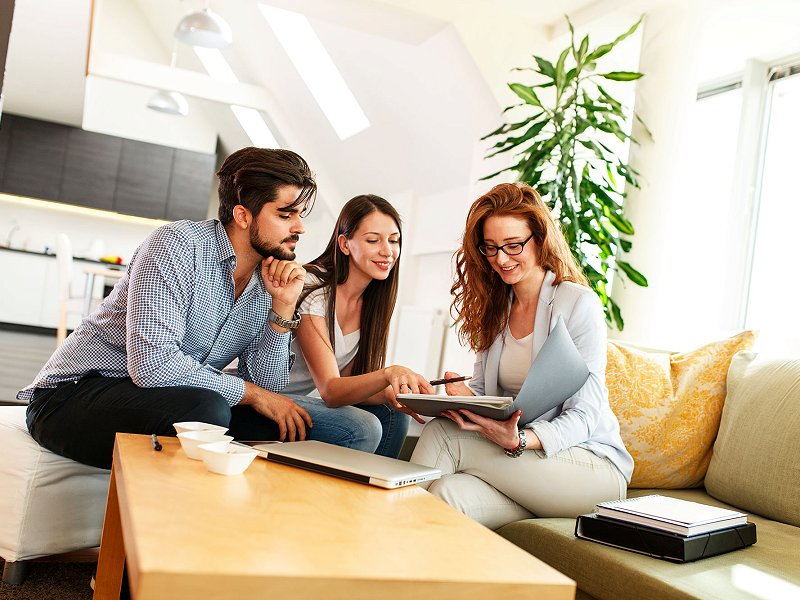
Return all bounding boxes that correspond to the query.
[482,17,649,330]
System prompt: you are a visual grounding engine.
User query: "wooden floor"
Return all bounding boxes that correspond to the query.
[0,329,56,404]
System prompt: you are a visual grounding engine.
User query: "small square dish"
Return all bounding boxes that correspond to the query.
[173,421,229,435]
[197,442,259,475]
[177,430,234,460]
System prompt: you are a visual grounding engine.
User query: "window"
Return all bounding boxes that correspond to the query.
[680,84,743,338]
[744,72,800,353]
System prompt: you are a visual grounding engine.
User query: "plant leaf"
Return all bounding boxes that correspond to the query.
[508,83,542,107]
[601,71,644,81]
[616,260,648,286]
[534,56,556,79]
[577,36,589,62]
[481,117,539,140]
[609,298,624,330]
[555,47,570,90]
[485,120,548,157]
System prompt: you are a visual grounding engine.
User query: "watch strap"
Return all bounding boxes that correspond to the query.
[269,309,301,330]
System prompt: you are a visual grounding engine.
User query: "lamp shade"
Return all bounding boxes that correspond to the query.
[174,8,233,48]
[147,90,189,116]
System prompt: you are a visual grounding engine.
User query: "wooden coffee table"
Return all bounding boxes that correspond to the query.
[93,434,575,599]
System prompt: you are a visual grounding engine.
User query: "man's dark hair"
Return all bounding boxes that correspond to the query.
[217,147,317,224]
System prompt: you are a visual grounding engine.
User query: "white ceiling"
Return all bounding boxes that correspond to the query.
[4,0,800,224]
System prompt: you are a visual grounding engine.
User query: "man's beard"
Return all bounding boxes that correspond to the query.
[250,223,298,261]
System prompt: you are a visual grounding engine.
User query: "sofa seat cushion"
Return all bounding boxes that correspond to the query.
[706,352,800,527]
[0,405,110,562]
[497,489,800,600]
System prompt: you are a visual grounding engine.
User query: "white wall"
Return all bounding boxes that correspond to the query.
[0,194,163,262]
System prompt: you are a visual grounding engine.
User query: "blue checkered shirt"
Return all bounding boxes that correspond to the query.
[18,220,293,405]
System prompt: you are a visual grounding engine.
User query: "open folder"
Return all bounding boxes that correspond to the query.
[398,316,590,424]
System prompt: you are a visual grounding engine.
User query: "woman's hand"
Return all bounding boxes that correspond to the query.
[442,409,526,450]
[383,365,434,398]
[442,371,474,396]
[382,387,426,424]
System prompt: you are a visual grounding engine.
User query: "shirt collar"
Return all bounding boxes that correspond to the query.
[214,220,237,266]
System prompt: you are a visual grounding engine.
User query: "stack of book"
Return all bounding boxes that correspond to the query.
[575,495,757,562]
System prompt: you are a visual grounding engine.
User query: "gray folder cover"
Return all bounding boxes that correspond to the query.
[398,316,589,424]
[513,315,590,424]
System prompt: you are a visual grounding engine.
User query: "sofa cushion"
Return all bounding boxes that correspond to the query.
[0,406,110,562]
[606,331,756,488]
[498,488,800,600]
[705,352,800,527]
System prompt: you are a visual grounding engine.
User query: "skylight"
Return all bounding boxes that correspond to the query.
[230,105,279,148]
[193,48,280,148]
[193,47,239,84]
[258,4,370,140]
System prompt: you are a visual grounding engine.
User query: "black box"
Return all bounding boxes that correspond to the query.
[575,513,757,563]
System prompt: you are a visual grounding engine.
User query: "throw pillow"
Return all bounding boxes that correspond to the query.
[705,352,800,527]
[606,331,756,489]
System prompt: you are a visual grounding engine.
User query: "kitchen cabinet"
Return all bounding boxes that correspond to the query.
[114,139,174,219]
[0,114,216,221]
[0,250,48,326]
[0,115,9,183]
[59,127,122,212]
[0,249,109,330]
[3,116,69,200]
[166,149,215,221]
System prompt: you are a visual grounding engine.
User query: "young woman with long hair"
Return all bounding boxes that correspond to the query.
[410,182,632,528]
[281,194,431,457]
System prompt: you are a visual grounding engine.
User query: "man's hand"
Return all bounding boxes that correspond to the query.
[241,382,312,441]
[261,257,306,309]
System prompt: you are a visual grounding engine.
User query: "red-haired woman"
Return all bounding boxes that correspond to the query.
[410,183,632,529]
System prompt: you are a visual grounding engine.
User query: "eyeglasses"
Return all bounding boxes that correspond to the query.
[478,234,534,257]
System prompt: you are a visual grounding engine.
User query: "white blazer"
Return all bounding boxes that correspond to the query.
[469,270,633,482]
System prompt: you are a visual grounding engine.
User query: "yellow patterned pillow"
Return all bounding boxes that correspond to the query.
[606,331,756,489]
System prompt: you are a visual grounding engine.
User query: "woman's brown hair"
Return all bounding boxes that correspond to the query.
[451,182,588,352]
[302,195,401,375]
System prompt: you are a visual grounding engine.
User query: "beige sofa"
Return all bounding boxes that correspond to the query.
[497,351,800,600]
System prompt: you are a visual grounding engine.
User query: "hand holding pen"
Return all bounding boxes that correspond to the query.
[431,372,474,397]
[429,375,472,386]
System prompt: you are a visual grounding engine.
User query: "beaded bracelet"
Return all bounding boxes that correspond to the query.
[504,429,527,458]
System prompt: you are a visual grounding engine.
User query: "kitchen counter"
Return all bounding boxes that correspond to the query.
[0,245,125,268]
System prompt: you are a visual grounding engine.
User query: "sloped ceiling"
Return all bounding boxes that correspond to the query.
[5,0,800,228]
[2,0,599,210]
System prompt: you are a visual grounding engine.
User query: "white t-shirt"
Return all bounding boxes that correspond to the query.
[282,277,360,397]
[497,327,533,396]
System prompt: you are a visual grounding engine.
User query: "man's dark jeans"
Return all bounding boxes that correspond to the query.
[26,374,279,469]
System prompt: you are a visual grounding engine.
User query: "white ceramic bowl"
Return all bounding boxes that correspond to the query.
[173,421,229,435]
[197,442,259,476]
[177,430,234,460]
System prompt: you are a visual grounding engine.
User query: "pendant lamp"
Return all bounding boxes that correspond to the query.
[174,4,232,49]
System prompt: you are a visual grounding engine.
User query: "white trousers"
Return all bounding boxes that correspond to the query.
[410,418,627,530]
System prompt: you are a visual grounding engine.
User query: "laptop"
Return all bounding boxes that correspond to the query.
[237,440,442,489]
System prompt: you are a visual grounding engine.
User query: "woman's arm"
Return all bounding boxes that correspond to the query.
[295,314,432,407]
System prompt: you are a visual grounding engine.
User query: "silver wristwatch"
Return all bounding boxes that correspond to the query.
[268,309,301,330]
